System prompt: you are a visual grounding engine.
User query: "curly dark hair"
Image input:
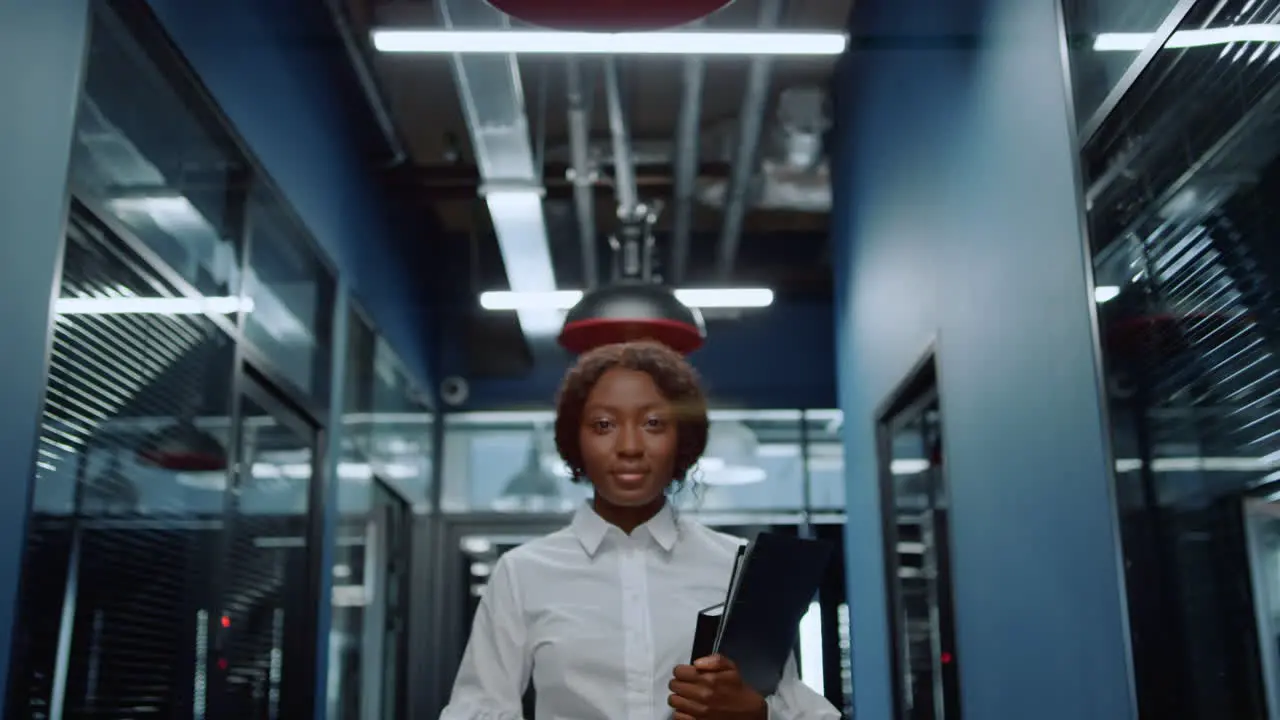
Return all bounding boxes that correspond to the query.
[554,340,709,486]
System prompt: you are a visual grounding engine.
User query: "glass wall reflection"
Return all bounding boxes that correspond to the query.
[11,203,240,717]
[1067,0,1280,716]
[439,409,845,515]
[8,2,408,718]
[327,306,428,719]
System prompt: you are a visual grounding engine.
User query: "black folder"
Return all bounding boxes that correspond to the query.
[688,533,834,696]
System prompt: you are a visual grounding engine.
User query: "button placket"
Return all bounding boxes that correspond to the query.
[618,539,653,720]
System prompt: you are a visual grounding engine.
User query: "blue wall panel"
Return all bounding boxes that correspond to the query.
[0,0,91,701]
[143,0,435,390]
[831,0,1134,718]
[458,300,838,410]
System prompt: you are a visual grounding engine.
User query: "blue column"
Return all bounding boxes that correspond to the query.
[831,0,1135,718]
[0,0,91,699]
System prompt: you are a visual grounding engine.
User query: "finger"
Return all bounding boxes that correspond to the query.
[668,679,712,702]
[694,653,734,672]
[672,664,703,682]
[673,714,697,720]
[704,667,744,685]
[668,692,708,716]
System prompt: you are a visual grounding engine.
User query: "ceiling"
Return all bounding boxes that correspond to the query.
[339,0,852,373]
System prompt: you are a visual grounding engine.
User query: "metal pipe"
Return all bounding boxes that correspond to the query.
[603,57,639,220]
[671,54,706,285]
[714,0,785,280]
[566,58,600,288]
[325,0,408,167]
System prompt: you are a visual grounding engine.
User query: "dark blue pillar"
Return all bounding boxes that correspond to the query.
[831,0,1135,717]
[0,0,91,700]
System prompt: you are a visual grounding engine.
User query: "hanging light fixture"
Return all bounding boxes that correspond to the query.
[483,0,735,32]
[136,418,228,472]
[559,209,707,355]
[493,431,564,511]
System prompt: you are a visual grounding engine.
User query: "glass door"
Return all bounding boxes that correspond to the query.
[365,480,411,720]
[877,353,962,720]
[208,372,322,719]
[1245,495,1280,720]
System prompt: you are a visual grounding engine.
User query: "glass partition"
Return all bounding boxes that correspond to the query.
[1067,0,1280,715]
[242,184,335,399]
[7,2,419,717]
[328,305,430,720]
[69,0,247,300]
[440,409,843,515]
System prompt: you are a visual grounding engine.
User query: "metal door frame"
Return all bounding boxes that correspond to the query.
[875,343,963,720]
[213,365,327,720]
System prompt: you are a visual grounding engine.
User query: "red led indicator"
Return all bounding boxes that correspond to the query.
[220,616,231,628]
[217,658,228,670]
[941,652,953,664]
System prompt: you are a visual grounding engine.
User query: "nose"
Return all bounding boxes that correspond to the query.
[615,422,644,458]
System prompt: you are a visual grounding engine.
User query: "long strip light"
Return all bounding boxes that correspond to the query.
[56,296,255,315]
[1094,24,1280,52]
[479,288,774,311]
[371,29,848,56]
[483,190,563,335]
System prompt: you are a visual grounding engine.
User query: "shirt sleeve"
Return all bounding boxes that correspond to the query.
[765,653,843,720]
[439,554,532,720]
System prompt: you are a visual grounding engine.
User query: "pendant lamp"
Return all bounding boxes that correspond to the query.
[493,432,564,512]
[559,215,706,355]
[136,418,228,472]
[484,0,735,31]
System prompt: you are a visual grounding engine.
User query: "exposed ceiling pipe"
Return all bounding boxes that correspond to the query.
[438,0,561,336]
[671,53,706,285]
[603,56,640,221]
[714,0,786,280]
[325,0,408,167]
[565,58,600,289]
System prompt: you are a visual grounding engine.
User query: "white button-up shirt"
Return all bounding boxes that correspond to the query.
[440,502,841,720]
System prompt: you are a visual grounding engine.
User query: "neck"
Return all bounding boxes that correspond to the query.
[593,495,666,535]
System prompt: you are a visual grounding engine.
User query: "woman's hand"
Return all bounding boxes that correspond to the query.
[667,654,768,720]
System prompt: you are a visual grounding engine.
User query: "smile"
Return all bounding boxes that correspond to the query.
[611,471,648,485]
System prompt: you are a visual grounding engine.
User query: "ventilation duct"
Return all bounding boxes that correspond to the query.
[699,86,832,213]
[437,0,561,337]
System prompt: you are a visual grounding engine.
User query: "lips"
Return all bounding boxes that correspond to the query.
[611,470,649,486]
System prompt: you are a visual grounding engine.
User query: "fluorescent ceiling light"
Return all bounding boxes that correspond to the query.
[1094,24,1280,52]
[479,288,774,311]
[372,29,848,56]
[1094,285,1121,303]
[483,190,562,336]
[56,295,254,316]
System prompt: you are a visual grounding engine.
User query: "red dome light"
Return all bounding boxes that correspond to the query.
[485,0,736,31]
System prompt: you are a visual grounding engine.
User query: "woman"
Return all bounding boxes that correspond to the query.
[440,341,839,720]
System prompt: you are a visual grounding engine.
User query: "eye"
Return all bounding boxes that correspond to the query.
[590,418,615,433]
[644,416,669,430]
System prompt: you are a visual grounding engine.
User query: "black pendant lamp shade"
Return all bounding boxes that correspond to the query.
[559,281,706,355]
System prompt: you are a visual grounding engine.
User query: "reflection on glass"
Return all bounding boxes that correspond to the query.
[329,309,426,718]
[440,410,840,514]
[1077,0,1280,716]
[1247,497,1280,720]
[70,3,247,298]
[805,410,847,510]
[879,365,960,720]
[217,389,316,717]
[368,337,433,506]
[242,184,333,398]
[888,414,946,719]
[1062,0,1185,125]
[11,205,237,716]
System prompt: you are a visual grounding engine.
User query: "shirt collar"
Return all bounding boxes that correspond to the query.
[571,500,679,556]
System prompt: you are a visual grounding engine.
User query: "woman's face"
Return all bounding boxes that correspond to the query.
[578,367,679,508]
